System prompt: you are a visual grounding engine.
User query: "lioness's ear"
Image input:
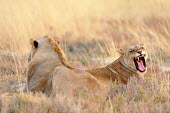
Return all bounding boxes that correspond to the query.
[117,49,124,55]
[30,39,38,48]
[33,40,38,48]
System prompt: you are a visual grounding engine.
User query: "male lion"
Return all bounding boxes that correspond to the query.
[26,36,147,96]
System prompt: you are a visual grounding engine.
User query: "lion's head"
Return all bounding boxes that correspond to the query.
[118,43,147,75]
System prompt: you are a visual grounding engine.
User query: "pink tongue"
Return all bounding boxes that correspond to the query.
[137,60,145,71]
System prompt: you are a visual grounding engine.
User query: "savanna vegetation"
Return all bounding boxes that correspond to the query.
[0,0,170,112]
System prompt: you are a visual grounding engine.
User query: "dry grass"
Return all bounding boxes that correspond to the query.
[0,0,170,113]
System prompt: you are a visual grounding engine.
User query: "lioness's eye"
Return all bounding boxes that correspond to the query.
[129,50,134,52]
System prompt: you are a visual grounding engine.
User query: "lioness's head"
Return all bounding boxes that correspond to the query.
[28,35,73,69]
[118,43,147,74]
[28,36,60,62]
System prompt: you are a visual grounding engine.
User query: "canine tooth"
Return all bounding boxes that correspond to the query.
[138,57,139,60]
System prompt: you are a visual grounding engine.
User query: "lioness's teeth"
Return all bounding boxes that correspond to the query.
[137,57,139,60]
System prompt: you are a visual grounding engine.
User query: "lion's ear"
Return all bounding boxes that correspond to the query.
[117,49,124,55]
[30,39,38,48]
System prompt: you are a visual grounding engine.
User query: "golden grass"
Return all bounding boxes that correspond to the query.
[0,0,170,113]
[0,0,170,55]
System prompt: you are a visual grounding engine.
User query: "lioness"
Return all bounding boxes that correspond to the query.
[26,36,74,94]
[26,36,147,96]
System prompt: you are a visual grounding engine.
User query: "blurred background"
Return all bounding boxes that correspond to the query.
[0,0,170,68]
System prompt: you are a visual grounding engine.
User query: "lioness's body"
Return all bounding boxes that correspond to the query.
[52,67,107,95]
[27,38,63,92]
[87,56,137,85]
[27,36,147,96]
[26,36,107,95]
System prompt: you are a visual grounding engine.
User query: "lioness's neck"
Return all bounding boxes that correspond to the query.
[87,57,138,87]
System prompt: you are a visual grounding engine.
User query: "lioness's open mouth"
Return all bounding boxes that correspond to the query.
[134,56,146,72]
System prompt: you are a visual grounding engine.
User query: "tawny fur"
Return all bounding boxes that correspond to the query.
[87,56,139,85]
[26,36,147,96]
[45,36,74,69]
[26,36,73,93]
